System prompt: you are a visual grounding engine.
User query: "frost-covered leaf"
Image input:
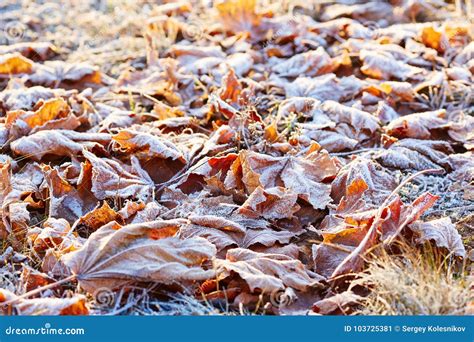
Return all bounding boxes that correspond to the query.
[331,157,397,204]
[10,130,111,161]
[284,74,366,102]
[76,201,123,232]
[312,290,363,315]
[272,48,335,78]
[0,53,33,74]
[0,289,89,315]
[313,178,438,278]
[6,98,80,139]
[375,139,453,170]
[385,109,448,139]
[238,186,299,220]
[360,50,424,80]
[112,129,185,162]
[182,213,295,252]
[215,0,261,34]
[0,82,66,113]
[42,165,98,223]
[296,100,380,152]
[409,217,466,257]
[82,150,154,201]
[226,148,338,209]
[30,218,73,252]
[215,248,323,292]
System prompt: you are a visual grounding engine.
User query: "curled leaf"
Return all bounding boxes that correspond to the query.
[62,219,215,293]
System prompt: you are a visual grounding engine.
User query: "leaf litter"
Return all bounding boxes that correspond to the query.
[0,0,472,315]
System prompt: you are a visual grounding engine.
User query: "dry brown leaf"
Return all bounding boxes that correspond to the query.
[0,289,88,315]
[226,148,338,210]
[238,186,299,220]
[82,150,154,201]
[76,201,123,232]
[182,213,294,252]
[312,290,363,315]
[272,48,335,78]
[409,217,466,257]
[219,68,242,104]
[360,49,424,80]
[1,163,43,240]
[30,218,71,252]
[421,26,448,53]
[0,82,67,113]
[331,157,397,204]
[385,109,448,139]
[216,0,261,34]
[112,129,185,162]
[0,53,33,74]
[284,74,366,102]
[215,248,323,292]
[42,165,98,223]
[375,138,453,170]
[297,100,380,152]
[6,97,80,139]
[10,130,111,161]
[313,177,439,278]
[20,267,55,292]
[28,61,103,87]
[61,219,215,293]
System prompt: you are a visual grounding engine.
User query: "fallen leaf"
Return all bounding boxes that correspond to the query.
[215,248,323,292]
[0,53,33,74]
[10,130,111,161]
[238,186,300,220]
[272,48,335,78]
[385,109,448,139]
[216,0,261,34]
[42,165,98,223]
[226,149,338,209]
[112,129,185,162]
[6,97,80,140]
[360,49,423,80]
[61,219,215,293]
[182,213,294,252]
[409,217,466,257]
[375,138,453,170]
[76,201,123,232]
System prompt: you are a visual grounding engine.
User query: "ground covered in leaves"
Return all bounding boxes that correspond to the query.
[0,0,472,315]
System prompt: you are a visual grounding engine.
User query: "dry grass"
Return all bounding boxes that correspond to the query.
[352,243,472,315]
